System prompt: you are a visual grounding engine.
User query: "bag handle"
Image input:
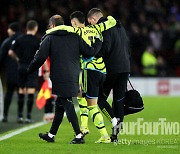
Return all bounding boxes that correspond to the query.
[127,79,134,90]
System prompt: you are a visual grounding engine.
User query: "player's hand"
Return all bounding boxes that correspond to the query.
[107,16,116,25]
[107,16,120,27]
[107,16,114,20]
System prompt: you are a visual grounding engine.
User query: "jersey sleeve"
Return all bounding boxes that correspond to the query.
[46,25,79,34]
[92,16,116,33]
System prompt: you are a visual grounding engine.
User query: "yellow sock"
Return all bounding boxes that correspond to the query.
[78,97,89,128]
[89,105,108,137]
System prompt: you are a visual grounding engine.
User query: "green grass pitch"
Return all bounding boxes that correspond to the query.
[0,97,179,154]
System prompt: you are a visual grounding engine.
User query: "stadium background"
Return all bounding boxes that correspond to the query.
[0,0,179,153]
[0,0,179,76]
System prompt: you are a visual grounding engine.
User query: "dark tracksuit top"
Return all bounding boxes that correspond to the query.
[0,33,21,84]
[27,30,102,97]
[96,17,131,74]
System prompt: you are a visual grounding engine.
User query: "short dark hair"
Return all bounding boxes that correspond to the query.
[26,20,38,30]
[49,15,64,26]
[70,11,85,24]
[8,22,21,32]
[87,8,103,18]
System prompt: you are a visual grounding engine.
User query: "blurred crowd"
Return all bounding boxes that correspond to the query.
[0,0,179,77]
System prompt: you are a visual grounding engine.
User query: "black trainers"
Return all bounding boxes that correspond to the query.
[39,133,55,142]
[111,120,121,142]
[110,134,118,142]
[70,137,85,144]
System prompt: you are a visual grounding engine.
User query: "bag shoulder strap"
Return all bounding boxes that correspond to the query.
[128,79,134,90]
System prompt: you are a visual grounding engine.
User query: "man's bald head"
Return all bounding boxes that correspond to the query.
[87,8,103,25]
[48,15,64,29]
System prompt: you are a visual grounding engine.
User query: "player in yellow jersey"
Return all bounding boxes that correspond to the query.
[46,11,117,143]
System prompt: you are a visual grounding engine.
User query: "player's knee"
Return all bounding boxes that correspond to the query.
[27,88,36,94]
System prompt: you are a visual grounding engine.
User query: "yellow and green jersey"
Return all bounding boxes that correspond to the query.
[46,16,116,74]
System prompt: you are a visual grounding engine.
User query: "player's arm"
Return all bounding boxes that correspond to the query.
[8,40,19,62]
[92,16,116,33]
[79,35,102,58]
[27,36,50,74]
[46,25,79,34]
[46,16,116,35]
[8,50,19,62]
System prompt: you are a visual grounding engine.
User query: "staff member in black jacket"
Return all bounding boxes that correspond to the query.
[87,8,131,142]
[0,22,21,122]
[27,15,102,144]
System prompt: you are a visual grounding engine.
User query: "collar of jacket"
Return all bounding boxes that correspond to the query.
[97,17,107,24]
